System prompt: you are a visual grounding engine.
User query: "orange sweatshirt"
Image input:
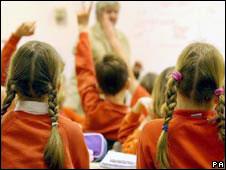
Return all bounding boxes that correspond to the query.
[1,34,84,123]
[117,86,150,144]
[1,34,20,86]
[137,109,225,169]
[121,128,142,154]
[1,111,89,168]
[130,85,150,107]
[118,112,145,144]
[60,107,85,125]
[76,32,129,141]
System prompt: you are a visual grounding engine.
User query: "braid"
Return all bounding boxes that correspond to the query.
[48,87,58,122]
[1,83,16,115]
[156,78,178,169]
[44,85,64,169]
[215,94,225,141]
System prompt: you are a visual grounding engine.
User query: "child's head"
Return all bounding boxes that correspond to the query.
[95,54,129,96]
[1,40,65,168]
[140,72,157,95]
[157,42,225,168]
[151,67,174,118]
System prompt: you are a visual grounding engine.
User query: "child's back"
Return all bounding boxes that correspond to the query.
[1,40,89,169]
[2,109,88,168]
[137,42,225,169]
[138,110,224,168]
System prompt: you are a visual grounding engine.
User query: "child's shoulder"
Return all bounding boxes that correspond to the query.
[59,115,83,135]
[142,118,164,139]
[1,111,16,126]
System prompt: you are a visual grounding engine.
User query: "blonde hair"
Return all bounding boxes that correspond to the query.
[152,67,174,118]
[1,41,65,168]
[95,1,120,21]
[156,42,225,168]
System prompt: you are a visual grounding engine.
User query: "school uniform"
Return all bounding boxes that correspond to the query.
[118,112,145,144]
[137,109,225,169]
[1,34,85,124]
[76,32,149,142]
[117,88,150,144]
[60,107,85,125]
[1,100,89,169]
[1,34,20,86]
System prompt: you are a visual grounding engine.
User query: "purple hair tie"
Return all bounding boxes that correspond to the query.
[172,71,183,81]
[214,88,224,96]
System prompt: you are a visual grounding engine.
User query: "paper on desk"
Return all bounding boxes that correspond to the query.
[100,151,136,169]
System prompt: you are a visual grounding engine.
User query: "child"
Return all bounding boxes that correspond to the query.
[1,22,35,113]
[118,67,174,154]
[137,42,225,168]
[1,22,85,126]
[1,40,89,168]
[75,3,149,150]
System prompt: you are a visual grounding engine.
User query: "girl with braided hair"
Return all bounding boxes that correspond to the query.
[137,42,225,169]
[1,40,89,168]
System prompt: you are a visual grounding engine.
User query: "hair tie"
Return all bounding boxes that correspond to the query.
[162,124,168,132]
[215,88,224,96]
[172,71,183,81]
[51,122,58,127]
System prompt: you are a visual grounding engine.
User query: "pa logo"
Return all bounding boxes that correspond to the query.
[212,161,224,168]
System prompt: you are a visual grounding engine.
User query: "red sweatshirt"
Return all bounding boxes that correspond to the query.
[76,32,130,140]
[1,34,20,86]
[76,32,150,141]
[137,109,224,169]
[1,111,89,168]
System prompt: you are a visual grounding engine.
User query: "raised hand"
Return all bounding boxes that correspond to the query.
[131,97,153,115]
[101,12,116,39]
[14,21,36,37]
[77,2,93,29]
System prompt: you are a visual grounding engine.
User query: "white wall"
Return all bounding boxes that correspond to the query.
[1,1,225,110]
[1,1,225,75]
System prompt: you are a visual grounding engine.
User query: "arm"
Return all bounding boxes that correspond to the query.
[1,34,20,86]
[118,112,141,144]
[122,128,141,154]
[130,85,150,107]
[118,97,151,143]
[76,3,101,114]
[101,13,138,94]
[1,21,35,86]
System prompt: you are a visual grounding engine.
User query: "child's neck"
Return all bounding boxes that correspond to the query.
[176,93,214,111]
[17,95,48,103]
[105,90,126,106]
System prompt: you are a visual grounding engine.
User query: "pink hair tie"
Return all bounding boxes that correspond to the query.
[214,88,224,96]
[172,71,183,81]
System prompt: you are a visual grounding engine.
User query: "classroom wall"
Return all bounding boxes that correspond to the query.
[1,1,225,75]
[1,1,225,111]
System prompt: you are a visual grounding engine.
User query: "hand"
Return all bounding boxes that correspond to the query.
[101,12,116,39]
[14,21,36,37]
[77,2,93,30]
[131,97,152,115]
